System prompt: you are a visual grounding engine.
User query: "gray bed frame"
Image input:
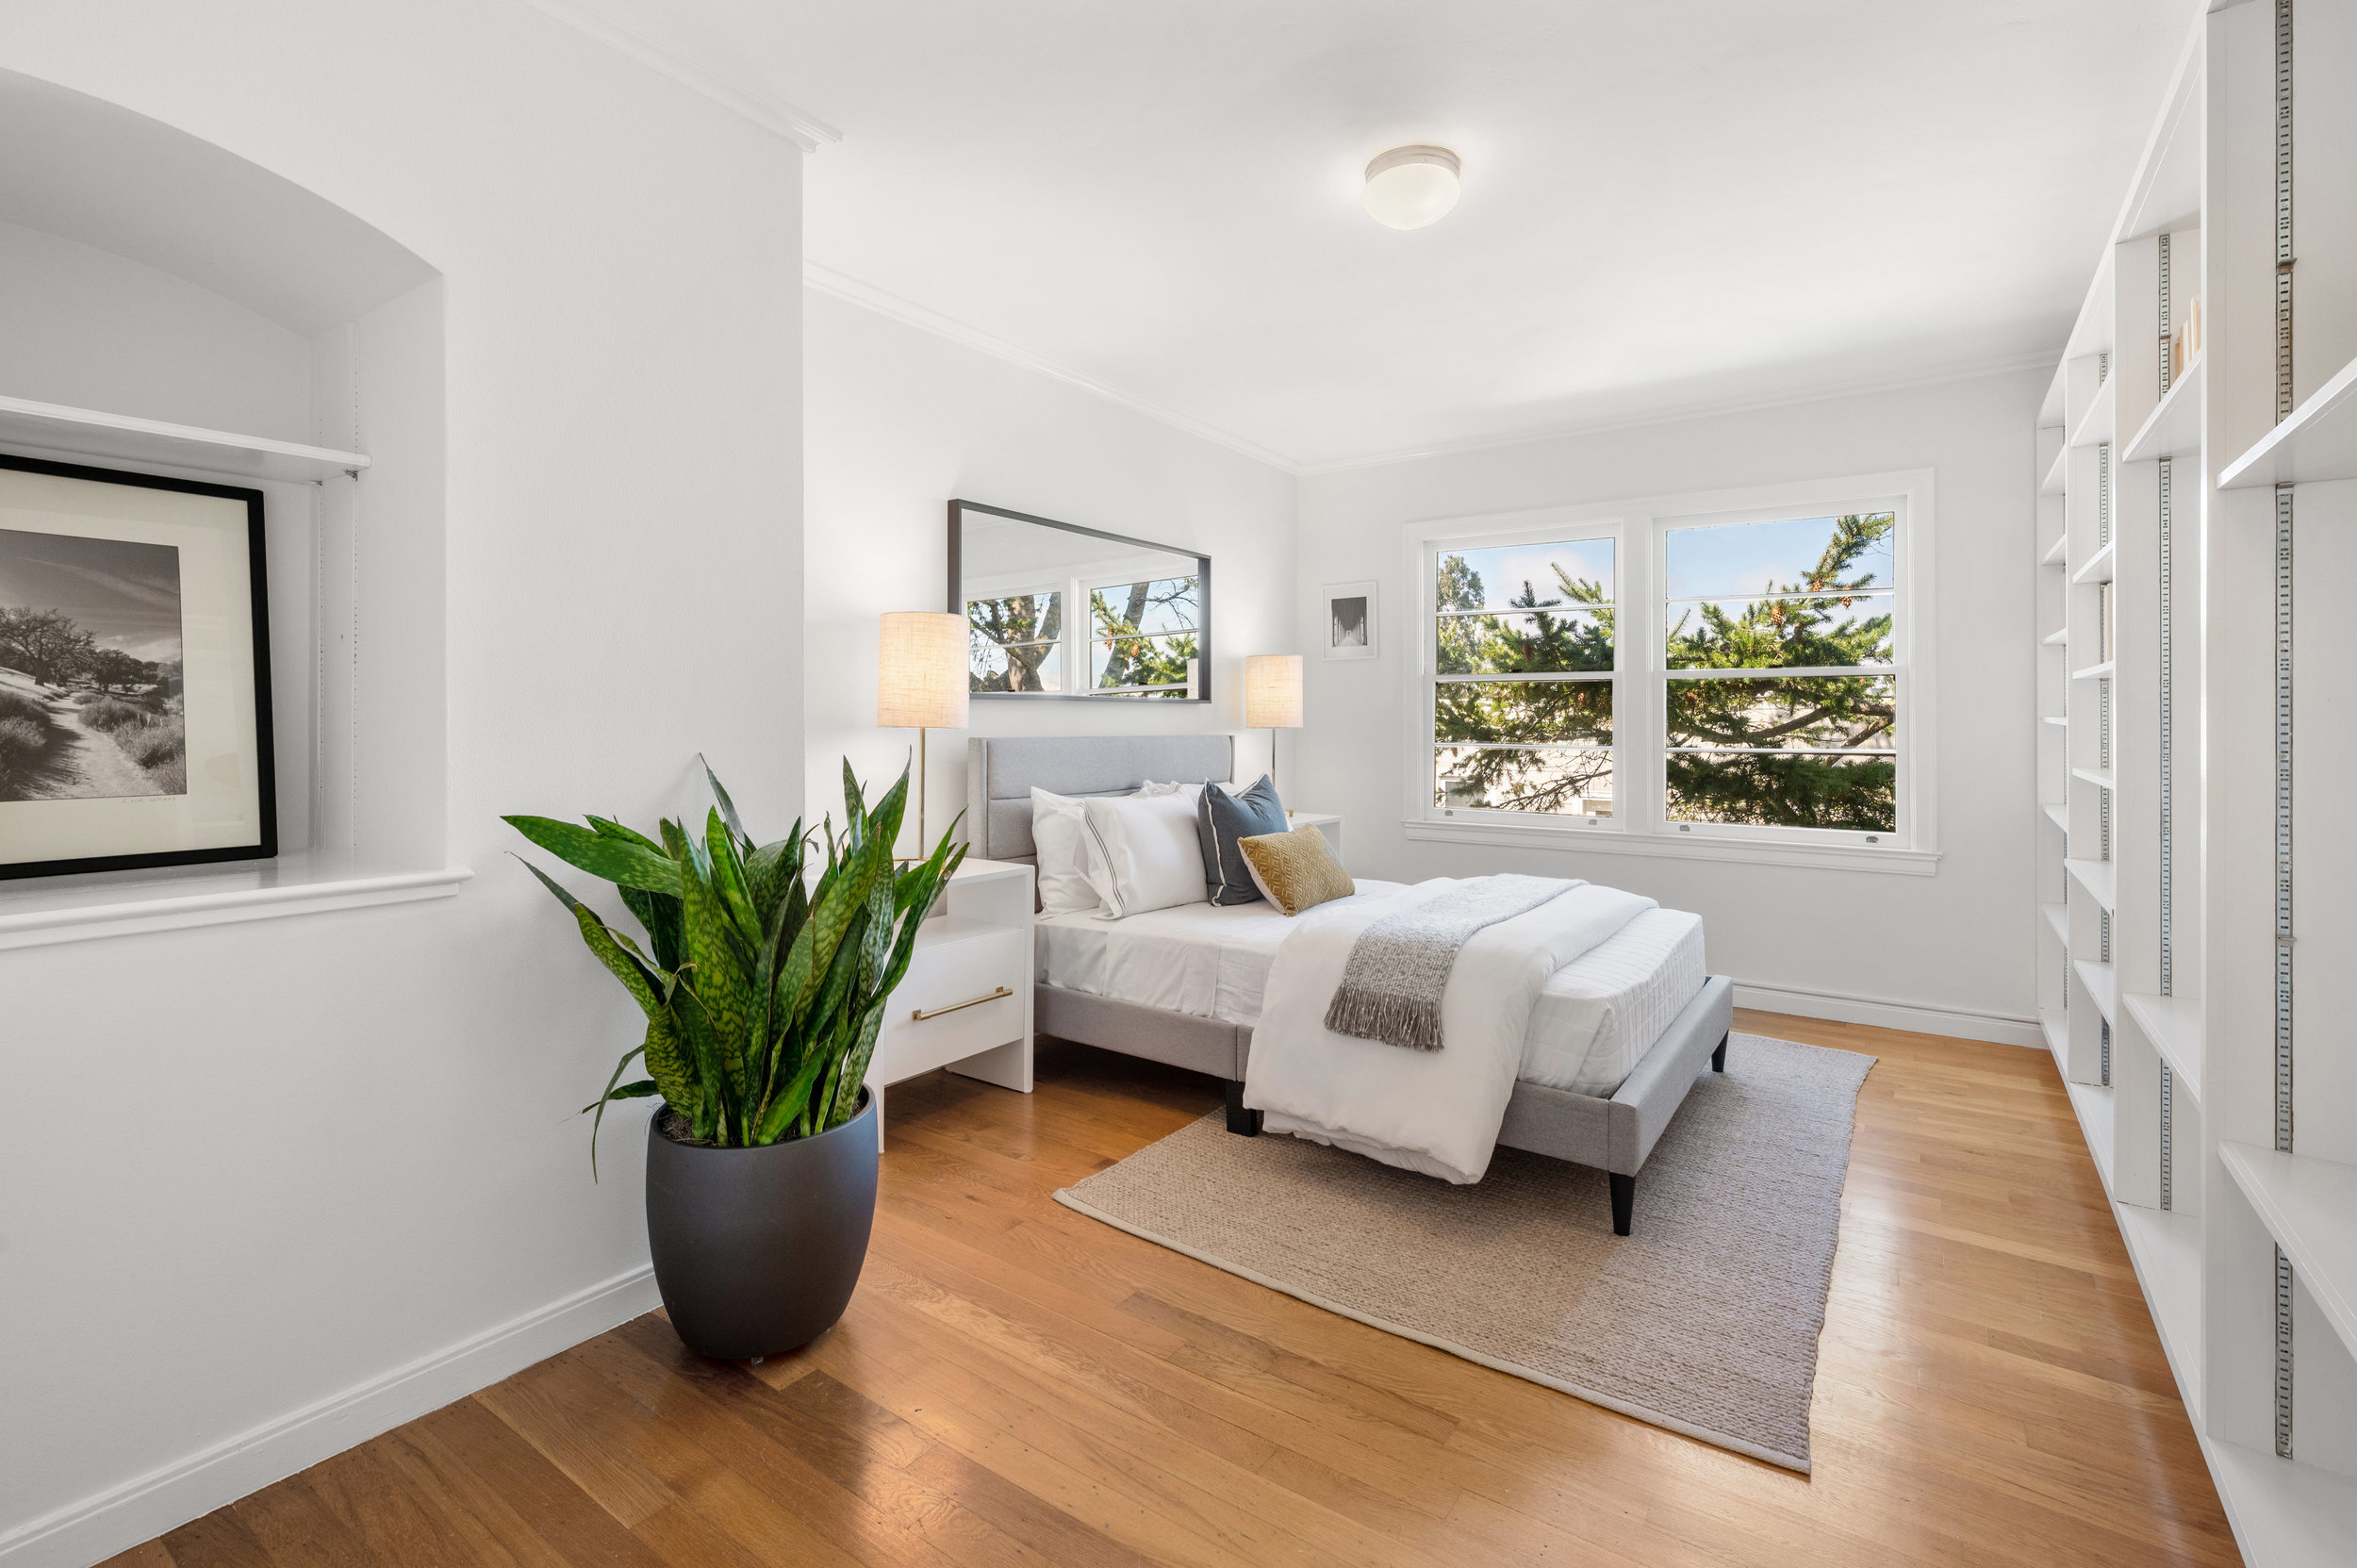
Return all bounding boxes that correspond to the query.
[968,734,1736,1236]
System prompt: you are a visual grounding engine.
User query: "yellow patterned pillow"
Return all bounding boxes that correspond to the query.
[1236,826,1355,917]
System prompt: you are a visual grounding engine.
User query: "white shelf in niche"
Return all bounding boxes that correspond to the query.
[2073,766,2116,791]
[2073,659,2117,681]
[0,394,368,484]
[2041,901,2068,946]
[2118,1202,2204,1424]
[0,852,469,951]
[2219,1144,2357,1368]
[2042,626,2070,647]
[2038,446,2068,498]
[2122,990,2203,1103]
[2069,373,2116,448]
[2123,355,2204,463]
[2219,350,2357,488]
[2071,540,2116,585]
[2074,957,2118,1025]
[2042,715,2069,728]
[2041,801,2069,832]
[2065,857,2117,911]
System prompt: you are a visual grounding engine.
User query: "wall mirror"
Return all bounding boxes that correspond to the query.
[949,499,1211,701]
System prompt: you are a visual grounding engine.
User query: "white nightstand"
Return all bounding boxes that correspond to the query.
[1286,811,1344,869]
[866,857,1034,1149]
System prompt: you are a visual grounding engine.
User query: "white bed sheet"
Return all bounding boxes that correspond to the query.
[1035,883,1706,1098]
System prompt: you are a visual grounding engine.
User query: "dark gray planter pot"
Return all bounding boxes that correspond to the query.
[644,1090,879,1360]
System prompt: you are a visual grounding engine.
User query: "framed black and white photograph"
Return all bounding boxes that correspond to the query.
[0,454,275,879]
[1322,578,1378,660]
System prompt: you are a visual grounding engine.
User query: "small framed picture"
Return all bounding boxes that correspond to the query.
[1322,579,1378,661]
[0,453,276,880]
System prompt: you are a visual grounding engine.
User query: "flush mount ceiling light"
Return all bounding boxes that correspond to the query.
[1362,144,1461,230]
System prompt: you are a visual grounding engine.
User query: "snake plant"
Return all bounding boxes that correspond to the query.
[506,759,964,1170]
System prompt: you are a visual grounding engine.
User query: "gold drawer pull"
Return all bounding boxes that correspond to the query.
[912,985,1013,1022]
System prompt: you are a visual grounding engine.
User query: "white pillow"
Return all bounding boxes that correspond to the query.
[1080,792,1210,918]
[1030,788,1103,916]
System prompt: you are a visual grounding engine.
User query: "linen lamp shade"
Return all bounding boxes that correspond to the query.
[1244,654,1303,800]
[877,612,969,730]
[878,611,969,856]
[1244,655,1303,730]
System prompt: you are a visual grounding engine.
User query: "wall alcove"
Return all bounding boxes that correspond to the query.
[0,68,464,946]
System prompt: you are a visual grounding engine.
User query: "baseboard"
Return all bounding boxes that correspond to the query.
[0,1264,661,1568]
[1732,979,2042,1049]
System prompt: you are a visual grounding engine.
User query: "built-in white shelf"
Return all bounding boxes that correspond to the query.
[2074,957,2118,1025]
[2041,801,2069,832]
[2073,766,2116,791]
[2041,715,2069,729]
[2039,1009,2067,1062]
[2069,1077,2117,1195]
[2039,446,2069,497]
[2073,659,2118,681]
[0,394,368,484]
[2040,533,2069,565]
[2122,991,2204,1104]
[2066,857,2118,911]
[2069,372,2117,448]
[2219,350,2357,489]
[2042,901,2069,946]
[2200,1432,2357,1568]
[2123,355,2205,463]
[2071,541,2117,586]
[0,852,469,951]
[2119,1202,2205,1420]
[2219,1144,2357,1368]
[2042,626,2071,647]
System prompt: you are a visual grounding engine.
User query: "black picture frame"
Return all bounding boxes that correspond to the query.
[948,498,1213,702]
[0,451,277,880]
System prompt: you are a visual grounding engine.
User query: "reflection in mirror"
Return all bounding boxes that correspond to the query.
[950,501,1211,701]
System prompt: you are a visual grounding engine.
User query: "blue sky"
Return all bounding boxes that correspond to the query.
[1441,514,1891,612]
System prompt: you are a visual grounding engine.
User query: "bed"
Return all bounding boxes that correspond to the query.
[967,734,1735,1235]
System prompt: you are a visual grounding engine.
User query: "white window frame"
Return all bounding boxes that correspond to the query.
[1401,470,1939,876]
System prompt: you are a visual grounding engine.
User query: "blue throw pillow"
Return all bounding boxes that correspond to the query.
[1197,775,1287,905]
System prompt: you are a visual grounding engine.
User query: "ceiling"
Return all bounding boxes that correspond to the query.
[582,0,2188,470]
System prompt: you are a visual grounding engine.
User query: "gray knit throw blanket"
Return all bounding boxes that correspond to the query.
[1323,875,1578,1050]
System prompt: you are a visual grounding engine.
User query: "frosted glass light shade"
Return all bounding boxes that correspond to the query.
[877,611,969,730]
[1244,654,1303,729]
[1362,145,1460,230]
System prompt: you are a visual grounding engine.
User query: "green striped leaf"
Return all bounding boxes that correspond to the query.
[504,816,682,895]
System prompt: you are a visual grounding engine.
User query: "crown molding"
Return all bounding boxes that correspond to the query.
[802,259,1304,472]
[1293,349,2059,475]
[516,0,841,152]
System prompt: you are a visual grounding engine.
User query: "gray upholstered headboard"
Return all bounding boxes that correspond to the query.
[964,734,1236,864]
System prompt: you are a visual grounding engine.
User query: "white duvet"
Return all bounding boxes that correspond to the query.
[1244,877,1656,1183]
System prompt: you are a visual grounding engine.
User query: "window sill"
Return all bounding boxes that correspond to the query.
[1402,819,1939,876]
[0,852,471,950]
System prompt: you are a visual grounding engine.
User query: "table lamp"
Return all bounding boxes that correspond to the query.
[878,611,969,855]
[1244,653,1303,805]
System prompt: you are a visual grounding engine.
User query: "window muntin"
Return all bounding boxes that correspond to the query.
[1430,536,1616,818]
[1660,512,1898,833]
[966,588,1064,693]
[1089,574,1198,698]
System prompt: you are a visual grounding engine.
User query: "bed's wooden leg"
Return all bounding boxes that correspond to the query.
[1609,1172,1635,1236]
[1224,1080,1262,1137]
[1711,1032,1729,1073]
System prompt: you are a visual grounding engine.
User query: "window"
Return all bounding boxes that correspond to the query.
[1088,573,1199,698]
[1663,511,1897,833]
[965,570,1201,699]
[1429,535,1617,817]
[1405,473,1933,871]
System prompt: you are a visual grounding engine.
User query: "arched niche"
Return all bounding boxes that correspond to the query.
[0,68,462,944]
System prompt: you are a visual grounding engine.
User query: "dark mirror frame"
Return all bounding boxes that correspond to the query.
[948,498,1212,702]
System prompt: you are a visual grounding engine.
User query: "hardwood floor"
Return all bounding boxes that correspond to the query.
[107,1011,2239,1568]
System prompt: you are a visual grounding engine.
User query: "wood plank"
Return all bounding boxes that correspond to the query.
[117,1011,2237,1568]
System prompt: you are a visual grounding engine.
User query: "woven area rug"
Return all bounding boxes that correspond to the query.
[1054,1032,1874,1472]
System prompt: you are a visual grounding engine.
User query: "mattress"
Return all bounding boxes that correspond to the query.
[1035,883,1706,1098]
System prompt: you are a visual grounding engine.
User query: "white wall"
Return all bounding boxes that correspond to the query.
[803,287,1297,838]
[1294,368,2042,1041]
[0,217,312,439]
[0,5,801,1561]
